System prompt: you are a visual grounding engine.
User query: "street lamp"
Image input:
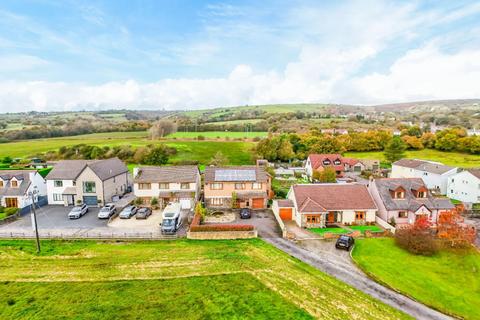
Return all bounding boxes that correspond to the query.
[25,187,40,254]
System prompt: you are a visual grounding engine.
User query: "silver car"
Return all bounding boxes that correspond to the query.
[98,203,116,219]
[119,205,138,219]
[68,204,88,219]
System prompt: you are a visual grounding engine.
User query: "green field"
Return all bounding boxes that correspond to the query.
[0,239,408,320]
[352,238,480,320]
[205,118,265,125]
[167,131,268,139]
[0,132,255,165]
[345,149,480,168]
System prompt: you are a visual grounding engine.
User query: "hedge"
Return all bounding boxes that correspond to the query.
[190,213,254,232]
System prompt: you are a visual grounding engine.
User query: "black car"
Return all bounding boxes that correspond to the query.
[335,235,355,251]
[240,208,252,219]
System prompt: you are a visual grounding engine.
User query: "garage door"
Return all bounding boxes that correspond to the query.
[279,208,292,220]
[83,196,98,206]
[180,199,191,209]
[252,198,264,209]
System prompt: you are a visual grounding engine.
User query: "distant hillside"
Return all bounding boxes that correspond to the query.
[373,99,480,112]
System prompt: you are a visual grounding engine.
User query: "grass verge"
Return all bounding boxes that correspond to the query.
[352,238,480,320]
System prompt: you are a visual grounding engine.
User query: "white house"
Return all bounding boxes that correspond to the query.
[447,169,480,204]
[0,170,47,209]
[277,184,377,228]
[133,166,200,210]
[391,159,457,194]
[46,158,129,206]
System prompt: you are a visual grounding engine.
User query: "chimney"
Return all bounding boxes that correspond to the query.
[133,167,140,179]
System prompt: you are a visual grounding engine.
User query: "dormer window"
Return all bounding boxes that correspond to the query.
[394,191,404,199]
[0,180,3,188]
[11,180,18,188]
[417,191,427,198]
[323,160,331,165]
[333,160,341,165]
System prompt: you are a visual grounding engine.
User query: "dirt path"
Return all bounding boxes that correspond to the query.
[261,235,452,320]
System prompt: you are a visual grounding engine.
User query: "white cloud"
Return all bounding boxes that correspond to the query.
[0,55,49,72]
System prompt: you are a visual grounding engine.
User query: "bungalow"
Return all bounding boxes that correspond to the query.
[391,159,457,194]
[305,154,375,178]
[204,166,272,209]
[368,178,455,227]
[133,165,200,209]
[46,158,129,206]
[447,169,480,204]
[284,184,377,228]
[0,170,47,209]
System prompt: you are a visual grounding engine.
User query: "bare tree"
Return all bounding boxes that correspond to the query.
[149,120,177,139]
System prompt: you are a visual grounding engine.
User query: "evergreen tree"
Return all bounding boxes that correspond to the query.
[384,136,407,163]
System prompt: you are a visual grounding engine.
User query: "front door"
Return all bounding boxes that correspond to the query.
[5,198,18,208]
[327,212,336,223]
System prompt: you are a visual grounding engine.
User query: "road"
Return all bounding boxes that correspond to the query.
[256,212,452,320]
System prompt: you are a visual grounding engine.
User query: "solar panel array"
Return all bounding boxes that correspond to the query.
[215,169,256,181]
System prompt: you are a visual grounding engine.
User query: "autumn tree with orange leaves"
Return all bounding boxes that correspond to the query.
[437,210,476,248]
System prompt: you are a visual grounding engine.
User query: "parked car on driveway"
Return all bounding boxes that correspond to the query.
[119,205,138,219]
[136,207,152,219]
[335,235,355,251]
[68,204,88,219]
[98,203,116,219]
[240,208,252,219]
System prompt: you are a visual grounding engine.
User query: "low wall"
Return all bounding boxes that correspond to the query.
[0,212,20,226]
[375,216,396,234]
[187,229,257,240]
[271,200,287,238]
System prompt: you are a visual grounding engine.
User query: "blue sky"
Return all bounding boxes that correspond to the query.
[0,0,479,111]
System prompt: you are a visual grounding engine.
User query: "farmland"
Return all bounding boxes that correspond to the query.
[352,238,480,320]
[0,132,256,165]
[345,149,480,168]
[0,239,408,320]
[167,131,268,139]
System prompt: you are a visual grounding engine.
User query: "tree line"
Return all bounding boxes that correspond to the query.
[255,127,480,162]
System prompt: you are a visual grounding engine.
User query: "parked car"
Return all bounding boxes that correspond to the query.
[98,203,116,219]
[119,206,138,219]
[68,204,88,219]
[335,235,355,251]
[240,208,252,219]
[136,207,152,220]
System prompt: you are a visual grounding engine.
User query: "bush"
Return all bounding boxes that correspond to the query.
[395,228,438,256]
[197,135,205,140]
[5,207,19,217]
[0,206,4,213]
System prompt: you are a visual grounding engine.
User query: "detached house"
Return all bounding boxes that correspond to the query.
[391,159,457,194]
[447,169,480,204]
[369,178,454,227]
[133,166,200,209]
[46,158,129,206]
[305,154,377,178]
[204,166,272,209]
[281,184,377,228]
[0,170,47,209]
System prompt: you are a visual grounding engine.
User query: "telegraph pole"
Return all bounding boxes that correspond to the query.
[28,189,41,253]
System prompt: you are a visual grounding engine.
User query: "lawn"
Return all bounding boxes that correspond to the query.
[0,239,409,320]
[310,227,348,235]
[167,131,268,139]
[205,118,266,125]
[0,132,256,165]
[352,238,480,320]
[349,225,383,233]
[345,149,480,168]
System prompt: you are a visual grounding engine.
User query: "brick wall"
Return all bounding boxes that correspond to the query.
[187,230,257,240]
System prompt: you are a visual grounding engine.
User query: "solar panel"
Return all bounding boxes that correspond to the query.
[215,169,256,181]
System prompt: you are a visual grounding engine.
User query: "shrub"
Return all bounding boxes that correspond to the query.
[197,135,205,141]
[0,206,4,213]
[150,197,159,209]
[134,197,143,206]
[395,217,438,256]
[4,208,19,217]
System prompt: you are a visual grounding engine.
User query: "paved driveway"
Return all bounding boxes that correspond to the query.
[1,205,107,229]
[230,209,282,238]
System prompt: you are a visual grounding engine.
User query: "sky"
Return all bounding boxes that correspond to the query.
[0,0,480,112]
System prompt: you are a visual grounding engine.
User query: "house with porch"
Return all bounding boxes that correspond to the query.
[46,158,129,206]
[0,170,47,209]
[368,178,455,227]
[283,184,377,228]
[133,165,200,210]
[305,154,376,179]
[204,166,272,209]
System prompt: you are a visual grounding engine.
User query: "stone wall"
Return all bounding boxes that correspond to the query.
[187,230,257,240]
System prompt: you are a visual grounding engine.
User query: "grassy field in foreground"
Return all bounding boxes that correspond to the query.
[0,239,409,320]
[345,149,480,168]
[352,238,480,320]
[0,132,255,165]
[167,131,267,139]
